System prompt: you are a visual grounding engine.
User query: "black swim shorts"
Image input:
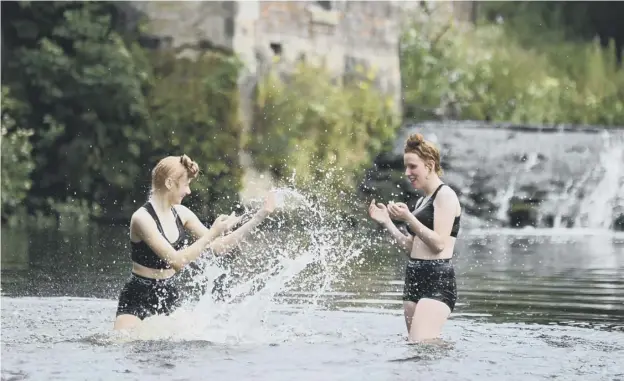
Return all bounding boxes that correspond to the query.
[116,272,182,320]
[402,258,457,311]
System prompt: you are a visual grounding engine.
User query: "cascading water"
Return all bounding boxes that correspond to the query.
[495,152,540,222]
[573,131,624,229]
[540,130,624,230]
[117,187,369,344]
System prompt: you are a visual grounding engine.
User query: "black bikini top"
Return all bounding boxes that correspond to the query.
[131,202,190,270]
[406,184,461,238]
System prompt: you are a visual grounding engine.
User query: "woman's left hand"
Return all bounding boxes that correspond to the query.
[223,212,243,231]
[387,202,412,222]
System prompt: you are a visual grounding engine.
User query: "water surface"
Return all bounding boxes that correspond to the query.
[2,225,623,380]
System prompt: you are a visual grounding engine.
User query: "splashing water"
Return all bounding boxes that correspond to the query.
[114,187,367,345]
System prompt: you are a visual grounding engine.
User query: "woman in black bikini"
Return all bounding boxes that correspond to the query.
[114,155,277,330]
[368,133,461,342]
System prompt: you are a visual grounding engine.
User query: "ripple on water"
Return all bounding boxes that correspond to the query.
[2,296,624,381]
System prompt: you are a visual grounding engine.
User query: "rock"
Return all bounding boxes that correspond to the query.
[613,214,624,232]
[507,198,538,228]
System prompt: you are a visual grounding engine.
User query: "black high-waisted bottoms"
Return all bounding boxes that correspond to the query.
[116,272,181,320]
[402,258,457,312]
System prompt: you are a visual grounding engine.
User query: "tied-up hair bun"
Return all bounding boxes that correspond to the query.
[180,154,199,177]
[405,133,425,151]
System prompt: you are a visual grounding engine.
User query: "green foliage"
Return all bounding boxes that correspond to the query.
[144,50,244,220]
[1,87,35,223]
[401,11,624,126]
[2,1,151,219]
[250,62,400,207]
[1,2,244,224]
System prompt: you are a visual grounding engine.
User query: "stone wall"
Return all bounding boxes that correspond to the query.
[120,1,237,57]
[248,1,415,115]
[122,1,421,116]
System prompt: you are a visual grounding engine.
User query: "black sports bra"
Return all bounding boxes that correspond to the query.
[131,202,190,270]
[406,184,461,238]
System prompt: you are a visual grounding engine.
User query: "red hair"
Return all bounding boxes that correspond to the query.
[404,133,443,176]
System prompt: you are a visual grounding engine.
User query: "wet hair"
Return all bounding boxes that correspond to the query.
[404,133,443,176]
[151,155,200,192]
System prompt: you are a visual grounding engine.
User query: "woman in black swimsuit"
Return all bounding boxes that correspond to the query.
[368,133,462,342]
[114,155,277,330]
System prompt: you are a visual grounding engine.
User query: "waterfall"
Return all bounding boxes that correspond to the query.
[573,131,624,230]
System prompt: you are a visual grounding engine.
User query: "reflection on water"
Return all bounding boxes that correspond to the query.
[1,225,130,298]
[2,225,623,331]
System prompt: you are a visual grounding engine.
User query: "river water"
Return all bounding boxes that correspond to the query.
[2,220,624,380]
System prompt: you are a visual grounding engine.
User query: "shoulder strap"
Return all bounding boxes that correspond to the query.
[414,183,446,212]
[171,206,185,229]
[431,183,446,200]
[415,196,426,209]
[143,202,165,235]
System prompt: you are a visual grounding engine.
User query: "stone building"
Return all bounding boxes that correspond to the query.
[121,1,472,199]
[124,1,425,114]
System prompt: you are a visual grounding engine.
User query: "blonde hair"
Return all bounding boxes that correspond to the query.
[404,133,443,176]
[151,154,199,192]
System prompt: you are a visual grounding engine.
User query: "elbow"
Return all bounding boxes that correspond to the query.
[166,256,187,272]
[432,241,445,254]
[170,260,185,272]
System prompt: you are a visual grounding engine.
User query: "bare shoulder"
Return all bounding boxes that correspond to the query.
[435,185,461,209]
[440,185,459,200]
[130,207,154,241]
[131,207,151,226]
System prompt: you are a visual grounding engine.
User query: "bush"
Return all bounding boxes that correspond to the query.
[1,87,35,223]
[249,62,400,208]
[1,2,245,224]
[400,10,624,126]
[2,2,151,221]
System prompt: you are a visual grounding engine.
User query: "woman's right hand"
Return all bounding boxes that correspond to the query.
[223,211,243,231]
[368,199,390,225]
[210,214,232,236]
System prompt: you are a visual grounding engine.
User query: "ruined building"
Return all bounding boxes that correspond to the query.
[124,1,472,116]
[122,1,472,198]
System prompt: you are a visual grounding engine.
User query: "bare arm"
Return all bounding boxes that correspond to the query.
[368,199,413,253]
[381,220,414,253]
[132,210,225,272]
[210,210,269,255]
[403,188,458,253]
[174,204,210,238]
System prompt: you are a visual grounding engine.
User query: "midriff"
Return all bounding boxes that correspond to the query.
[132,262,176,279]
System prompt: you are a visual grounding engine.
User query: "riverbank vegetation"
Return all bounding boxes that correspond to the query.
[2,1,622,225]
[401,1,624,126]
